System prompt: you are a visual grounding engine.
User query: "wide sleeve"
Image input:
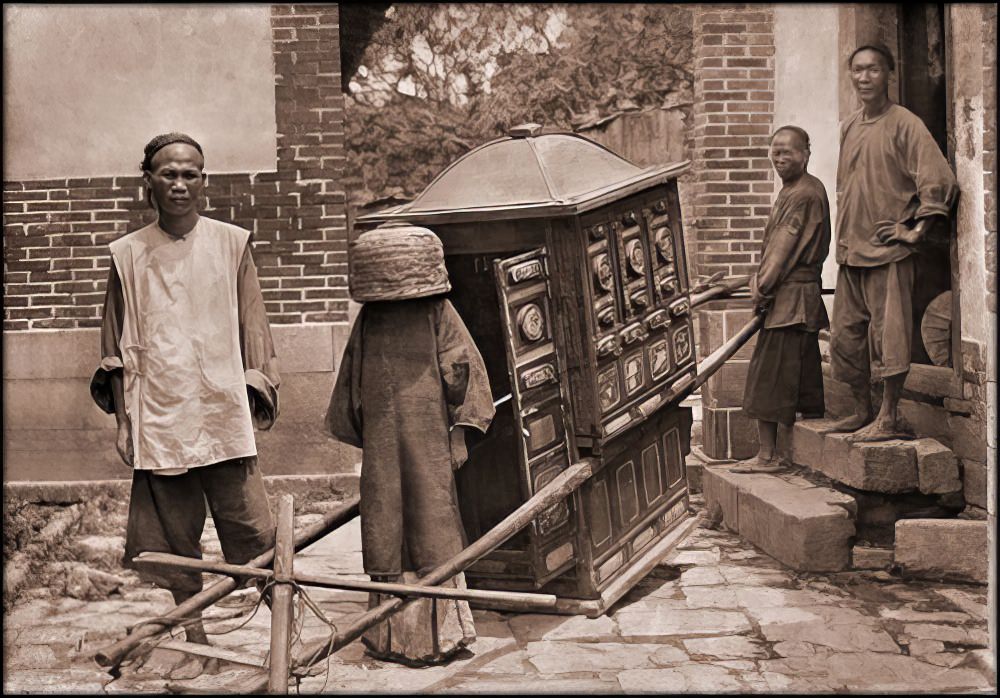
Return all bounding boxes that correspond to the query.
[900,115,959,220]
[436,299,495,434]
[237,241,281,430]
[89,262,125,414]
[756,193,809,297]
[324,309,365,448]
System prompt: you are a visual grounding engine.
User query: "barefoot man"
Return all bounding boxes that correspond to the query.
[733,126,830,474]
[829,44,958,442]
[90,133,281,678]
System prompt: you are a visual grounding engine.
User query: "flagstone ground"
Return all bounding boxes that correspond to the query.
[3,495,995,694]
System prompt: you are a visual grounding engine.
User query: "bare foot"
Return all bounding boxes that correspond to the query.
[826,412,873,432]
[730,455,786,474]
[844,417,914,443]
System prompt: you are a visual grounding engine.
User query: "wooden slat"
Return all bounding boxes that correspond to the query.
[157,640,265,668]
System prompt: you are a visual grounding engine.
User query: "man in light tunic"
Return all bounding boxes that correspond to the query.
[829,44,958,442]
[91,133,280,676]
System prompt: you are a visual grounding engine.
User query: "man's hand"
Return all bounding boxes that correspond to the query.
[876,220,925,246]
[449,427,468,471]
[116,419,134,468]
[749,275,772,315]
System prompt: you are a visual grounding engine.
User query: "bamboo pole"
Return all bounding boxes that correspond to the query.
[94,495,361,671]
[240,458,596,693]
[132,553,560,612]
[268,495,295,693]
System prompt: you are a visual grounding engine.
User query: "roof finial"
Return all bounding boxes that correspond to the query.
[508,123,543,138]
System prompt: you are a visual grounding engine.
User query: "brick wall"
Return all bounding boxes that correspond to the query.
[690,4,776,281]
[3,4,348,332]
[690,5,775,460]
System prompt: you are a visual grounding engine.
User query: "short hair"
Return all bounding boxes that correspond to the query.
[141,132,204,172]
[848,43,896,72]
[770,125,810,151]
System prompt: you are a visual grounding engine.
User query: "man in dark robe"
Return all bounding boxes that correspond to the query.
[829,43,958,442]
[325,248,495,665]
[733,126,831,473]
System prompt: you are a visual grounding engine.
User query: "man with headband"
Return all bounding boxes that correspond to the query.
[732,125,830,473]
[829,44,958,442]
[90,133,280,677]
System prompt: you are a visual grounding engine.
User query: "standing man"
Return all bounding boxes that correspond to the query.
[733,126,830,473]
[829,44,958,442]
[90,133,281,675]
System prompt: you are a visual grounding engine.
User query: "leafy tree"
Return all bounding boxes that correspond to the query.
[345,4,693,208]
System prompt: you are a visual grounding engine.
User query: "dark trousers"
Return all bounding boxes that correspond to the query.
[122,457,274,593]
[743,326,825,426]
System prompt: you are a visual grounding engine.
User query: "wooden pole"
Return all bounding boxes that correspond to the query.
[132,553,560,612]
[268,495,295,693]
[94,495,361,671]
[688,275,751,308]
[240,458,595,693]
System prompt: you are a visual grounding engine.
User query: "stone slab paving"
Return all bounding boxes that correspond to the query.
[3,498,995,694]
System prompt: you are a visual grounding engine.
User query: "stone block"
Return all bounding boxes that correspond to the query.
[684,455,704,493]
[270,323,337,374]
[2,328,101,380]
[702,467,856,572]
[701,406,729,460]
[894,519,988,584]
[947,414,987,462]
[851,545,894,570]
[899,399,953,446]
[913,439,960,494]
[821,374,856,419]
[962,460,987,509]
[727,409,759,459]
[702,359,749,408]
[701,406,759,460]
[702,465,738,532]
[791,420,926,493]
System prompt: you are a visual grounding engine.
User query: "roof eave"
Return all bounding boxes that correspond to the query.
[356,161,691,226]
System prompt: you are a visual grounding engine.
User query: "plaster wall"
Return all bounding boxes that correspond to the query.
[950,7,989,346]
[3,4,278,180]
[772,4,841,291]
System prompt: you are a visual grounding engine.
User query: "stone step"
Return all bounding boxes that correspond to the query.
[790,419,961,495]
[702,466,856,572]
[894,519,988,585]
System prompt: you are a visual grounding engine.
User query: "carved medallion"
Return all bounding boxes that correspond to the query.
[517,303,545,342]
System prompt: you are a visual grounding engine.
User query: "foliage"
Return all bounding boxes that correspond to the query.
[344,3,693,207]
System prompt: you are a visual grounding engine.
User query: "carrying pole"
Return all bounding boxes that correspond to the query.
[132,553,561,612]
[240,458,596,693]
[267,495,295,693]
[94,495,361,671]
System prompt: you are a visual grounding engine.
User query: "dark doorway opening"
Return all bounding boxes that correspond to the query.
[898,3,954,367]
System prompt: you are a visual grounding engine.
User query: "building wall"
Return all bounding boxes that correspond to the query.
[690,4,776,459]
[771,3,840,291]
[2,5,358,481]
[976,0,997,666]
[3,5,278,180]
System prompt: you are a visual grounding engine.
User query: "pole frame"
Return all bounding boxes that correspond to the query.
[267,495,295,694]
